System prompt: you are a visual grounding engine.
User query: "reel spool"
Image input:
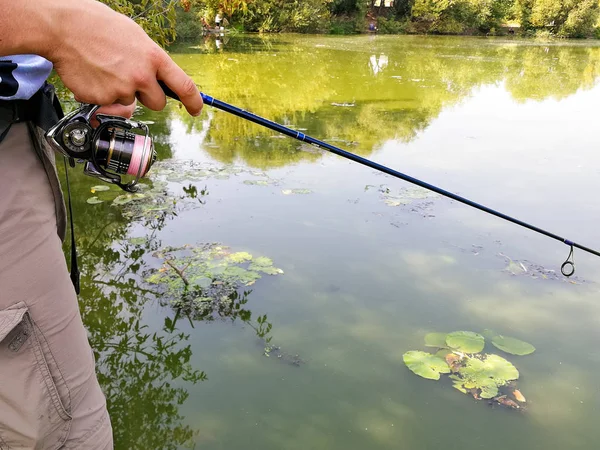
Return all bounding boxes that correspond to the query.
[46,104,156,192]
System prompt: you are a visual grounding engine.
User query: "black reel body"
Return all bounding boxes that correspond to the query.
[46,104,156,192]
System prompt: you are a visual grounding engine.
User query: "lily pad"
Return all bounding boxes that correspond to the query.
[480,354,519,381]
[112,193,146,206]
[90,185,110,192]
[446,331,485,353]
[226,252,253,264]
[144,243,284,317]
[243,180,269,186]
[424,332,448,348]
[491,335,535,356]
[282,189,312,195]
[403,351,451,380]
[86,196,103,204]
[452,354,519,398]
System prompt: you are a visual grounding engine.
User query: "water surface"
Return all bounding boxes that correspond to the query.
[62,35,600,449]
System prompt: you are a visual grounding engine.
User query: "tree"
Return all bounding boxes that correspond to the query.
[99,0,180,47]
[529,0,599,37]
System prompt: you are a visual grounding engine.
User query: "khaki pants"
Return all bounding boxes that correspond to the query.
[0,123,113,449]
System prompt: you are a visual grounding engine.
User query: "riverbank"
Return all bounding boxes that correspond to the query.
[175,2,600,41]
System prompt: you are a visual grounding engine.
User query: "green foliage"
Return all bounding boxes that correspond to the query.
[445,331,486,353]
[240,0,333,32]
[424,332,449,348]
[452,354,519,398]
[175,2,205,40]
[99,0,178,47]
[99,0,600,39]
[377,17,408,33]
[404,330,532,409]
[491,335,536,355]
[403,351,451,380]
[516,0,600,37]
[329,16,362,34]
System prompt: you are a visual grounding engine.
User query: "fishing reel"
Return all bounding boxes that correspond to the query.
[46,104,156,192]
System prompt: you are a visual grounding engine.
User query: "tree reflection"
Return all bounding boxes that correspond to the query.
[57,161,281,449]
[163,37,600,169]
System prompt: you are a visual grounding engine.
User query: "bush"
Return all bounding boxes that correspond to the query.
[329,17,360,34]
[377,17,409,34]
[175,5,204,40]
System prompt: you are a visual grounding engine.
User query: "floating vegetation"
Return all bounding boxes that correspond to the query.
[445,331,485,353]
[366,184,439,213]
[281,188,312,195]
[449,354,519,399]
[144,243,284,301]
[84,159,285,221]
[243,179,270,186]
[491,335,536,356]
[424,332,448,348]
[86,196,103,204]
[142,243,303,367]
[90,185,110,193]
[404,330,536,410]
[499,252,584,284]
[403,351,451,380]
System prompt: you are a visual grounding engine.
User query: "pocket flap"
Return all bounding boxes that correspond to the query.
[0,303,28,343]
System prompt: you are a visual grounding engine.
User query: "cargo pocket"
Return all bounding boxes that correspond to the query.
[0,302,72,450]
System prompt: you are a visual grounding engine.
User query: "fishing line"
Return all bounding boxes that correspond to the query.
[158,82,599,277]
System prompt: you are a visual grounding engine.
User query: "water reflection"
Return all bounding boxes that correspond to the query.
[58,161,289,448]
[162,35,600,169]
[52,34,600,449]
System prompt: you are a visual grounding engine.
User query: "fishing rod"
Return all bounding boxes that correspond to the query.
[55,79,599,278]
[157,82,600,277]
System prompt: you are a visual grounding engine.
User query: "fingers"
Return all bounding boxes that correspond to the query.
[90,100,137,127]
[156,57,203,116]
[96,101,137,119]
[136,81,167,112]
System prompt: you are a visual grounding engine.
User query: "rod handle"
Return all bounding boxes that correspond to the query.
[159,80,180,101]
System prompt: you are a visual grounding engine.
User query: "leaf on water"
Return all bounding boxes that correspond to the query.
[243,180,269,186]
[435,349,452,358]
[452,381,467,394]
[282,189,312,195]
[446,331,485,353]
[491,335,535,356]
[112,193,146,206]
[403,351,451,380]
[86,196,103,204]
[424,332,448,348]
[479,381,499,399]
[226,252,253,263]
[383,197,406,207]
[91,185,110,192]
[144,243,284,319]
[250,256,273,267]
[452,354,519,398]
[127,237,147,246]
[472,354,519,383]
[513,389,526,403]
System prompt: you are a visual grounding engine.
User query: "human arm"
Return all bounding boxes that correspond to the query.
[0,0,202,115]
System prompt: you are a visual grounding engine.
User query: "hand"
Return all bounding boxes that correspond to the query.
[91,101,137,128]
[43,0,202,116]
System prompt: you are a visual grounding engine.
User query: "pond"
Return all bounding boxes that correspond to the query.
[60,34,600,449]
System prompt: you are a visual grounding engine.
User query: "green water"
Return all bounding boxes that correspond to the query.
[62,35,600,449]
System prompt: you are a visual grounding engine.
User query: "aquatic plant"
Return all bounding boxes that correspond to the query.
[403,330,536,410]
[403,351,451,380]
[144,243,284,301]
